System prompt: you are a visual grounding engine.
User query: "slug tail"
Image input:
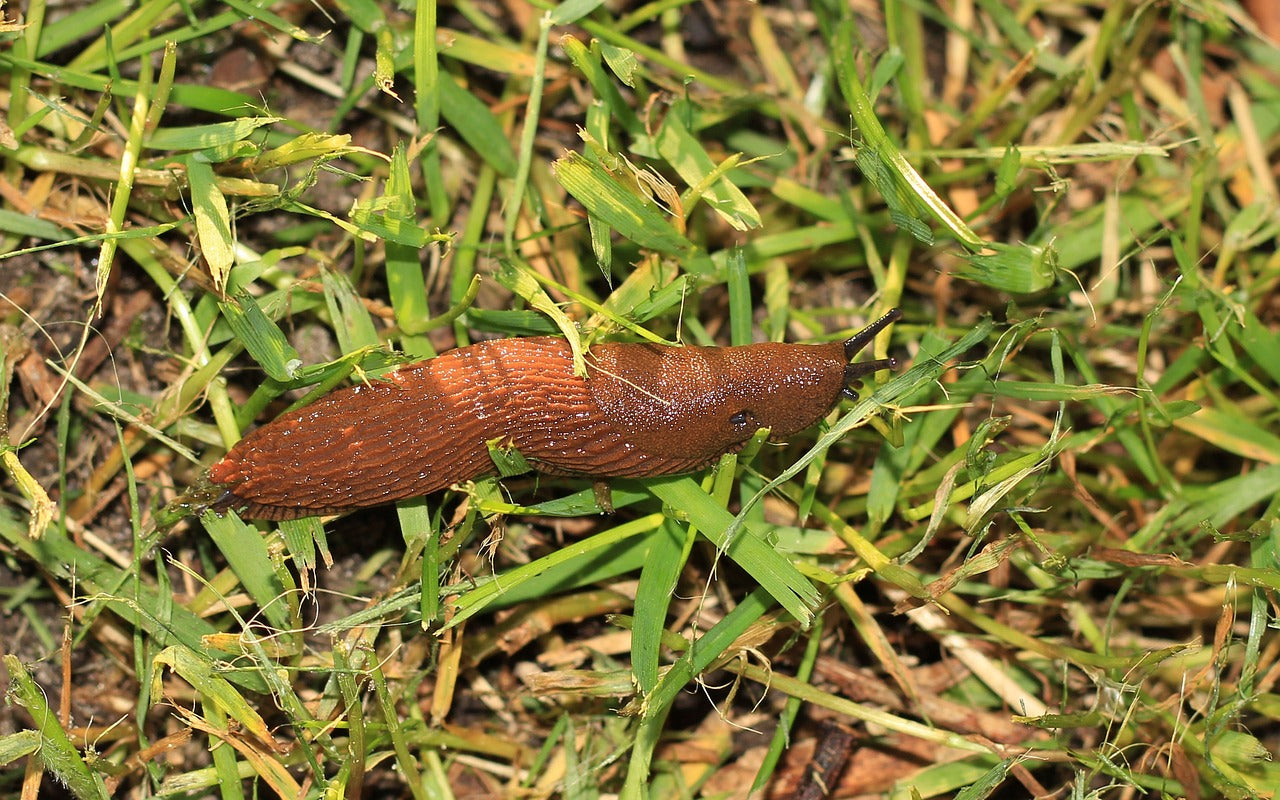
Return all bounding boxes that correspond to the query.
[207,488,304,522]
[205,484,343,521]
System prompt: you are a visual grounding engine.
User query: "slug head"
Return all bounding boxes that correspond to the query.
[588,309,900,461]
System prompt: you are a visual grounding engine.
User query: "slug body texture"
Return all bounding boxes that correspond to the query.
[210,312,899,520]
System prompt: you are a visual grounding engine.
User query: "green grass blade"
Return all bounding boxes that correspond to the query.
[4,655,110,800]
[553,149,695,254]
[630,519,687,694]
[646,475,820,625]
[199,511,290,631]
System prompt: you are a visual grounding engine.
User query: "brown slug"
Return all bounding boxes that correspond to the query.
[208,309,901,520]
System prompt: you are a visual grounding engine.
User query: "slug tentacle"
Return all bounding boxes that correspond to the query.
[207,310,901,520]
[839,308,902,400]
[843,307,901,360]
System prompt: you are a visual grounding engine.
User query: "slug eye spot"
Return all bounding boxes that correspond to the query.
[729,410,755,428]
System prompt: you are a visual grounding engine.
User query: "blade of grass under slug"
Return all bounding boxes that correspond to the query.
[443,514,663,629]
[629,519,687,695]
[645,475,819,626]
[280,516,330,574]
[394,496,438,625]
[199,511,290,631]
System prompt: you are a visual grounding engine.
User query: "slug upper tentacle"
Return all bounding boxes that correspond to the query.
[208,310,901,520]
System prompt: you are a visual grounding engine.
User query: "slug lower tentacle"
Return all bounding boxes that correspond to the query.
[208,308,901,520]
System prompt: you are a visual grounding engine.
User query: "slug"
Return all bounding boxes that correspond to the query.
[208,309,901,520]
